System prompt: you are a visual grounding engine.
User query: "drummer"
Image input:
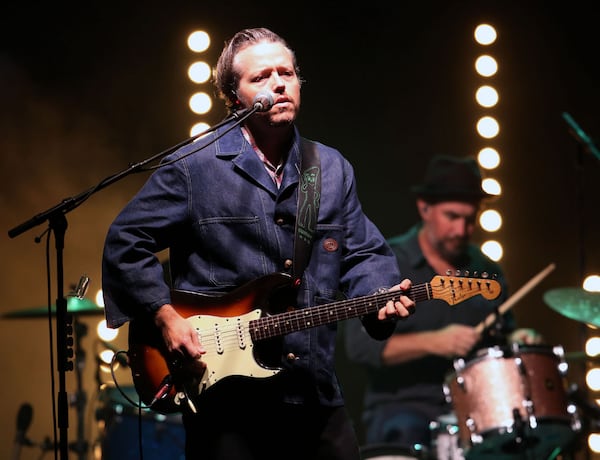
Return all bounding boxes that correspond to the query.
[344,154,541,452]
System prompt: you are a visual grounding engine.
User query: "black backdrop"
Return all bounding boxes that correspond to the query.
[1,1,598,457]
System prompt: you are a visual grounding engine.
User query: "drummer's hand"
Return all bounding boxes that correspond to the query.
[435,324,481,359]
[509,328,544,345]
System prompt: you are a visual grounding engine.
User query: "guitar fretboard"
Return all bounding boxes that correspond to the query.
[249,276,498,341]
[248,283,436,341]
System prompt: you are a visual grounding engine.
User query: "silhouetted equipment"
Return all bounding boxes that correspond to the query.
[96,385,185,460]
[11,403,33,460]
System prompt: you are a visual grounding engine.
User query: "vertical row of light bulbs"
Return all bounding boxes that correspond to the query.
[472,24,503,263]
[94,29,218,376]
[472,23,600,456]
[187,30,213,136]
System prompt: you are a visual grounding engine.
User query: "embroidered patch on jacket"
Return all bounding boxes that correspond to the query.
[297,166,320,243]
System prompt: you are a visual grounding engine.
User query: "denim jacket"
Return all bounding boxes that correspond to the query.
[102,120,400,406]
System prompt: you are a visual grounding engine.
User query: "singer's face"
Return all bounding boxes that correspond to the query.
[419,199,479,262]
[233,41,301,125]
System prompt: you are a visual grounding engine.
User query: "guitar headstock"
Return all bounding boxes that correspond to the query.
[430,273,501,306]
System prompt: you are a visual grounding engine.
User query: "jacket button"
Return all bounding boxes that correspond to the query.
[276,218,285,226]
[323,238,339,252]
[284,259,293,269]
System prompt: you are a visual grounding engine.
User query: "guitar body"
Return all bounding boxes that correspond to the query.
[127,271,501,414]
[128,272,294,414]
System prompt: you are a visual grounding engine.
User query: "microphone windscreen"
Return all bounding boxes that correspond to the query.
[253,92,274,112]
[16,403,33,431]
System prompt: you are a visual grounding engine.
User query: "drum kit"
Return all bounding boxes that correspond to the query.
[3,297,185,460]
[361,284,600,460]
[3,281,600,460]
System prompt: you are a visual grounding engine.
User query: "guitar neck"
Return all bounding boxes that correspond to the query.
[249,282,432,341]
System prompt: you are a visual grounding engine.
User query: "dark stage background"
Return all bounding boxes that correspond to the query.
[1,2,599,459]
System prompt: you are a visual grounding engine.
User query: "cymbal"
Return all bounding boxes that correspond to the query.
[544,287,600,327]
[2,297,104,319]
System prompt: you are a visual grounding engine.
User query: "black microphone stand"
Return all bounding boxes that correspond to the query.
[6,106,261,460]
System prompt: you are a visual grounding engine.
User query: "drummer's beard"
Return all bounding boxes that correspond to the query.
[436,236,469,266]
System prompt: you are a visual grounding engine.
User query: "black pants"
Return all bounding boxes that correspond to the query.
[182,401,360,460]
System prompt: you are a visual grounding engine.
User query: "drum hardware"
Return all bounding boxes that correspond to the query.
[95,385,186,460]
[430,413,464,460]
[568,383,600,431]
[94,341,182,459]
[3,292,97,460]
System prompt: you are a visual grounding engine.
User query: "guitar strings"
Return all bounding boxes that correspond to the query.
[188,281,479,354]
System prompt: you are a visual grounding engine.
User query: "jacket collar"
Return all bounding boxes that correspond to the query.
[215,123,302,196]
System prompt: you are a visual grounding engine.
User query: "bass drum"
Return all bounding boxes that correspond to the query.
[96,385,185,460]
[360,443,428,459]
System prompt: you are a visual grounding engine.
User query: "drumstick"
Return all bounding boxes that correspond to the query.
[475,262,556,334]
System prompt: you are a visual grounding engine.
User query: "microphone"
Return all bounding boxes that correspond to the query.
[14,403,33,447]
[74,275,90,299]
[15,403,33,443]
[562,112,600,160]
[252,91,274,112]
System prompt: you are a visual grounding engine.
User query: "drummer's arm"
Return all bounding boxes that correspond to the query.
[381,324,482,365]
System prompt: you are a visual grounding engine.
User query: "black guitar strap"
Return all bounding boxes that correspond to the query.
[293,138,321,286]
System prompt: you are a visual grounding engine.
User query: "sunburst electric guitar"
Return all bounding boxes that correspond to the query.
[127,272,501,414]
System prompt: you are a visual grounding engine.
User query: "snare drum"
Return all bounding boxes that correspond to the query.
[444,344,579,458]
